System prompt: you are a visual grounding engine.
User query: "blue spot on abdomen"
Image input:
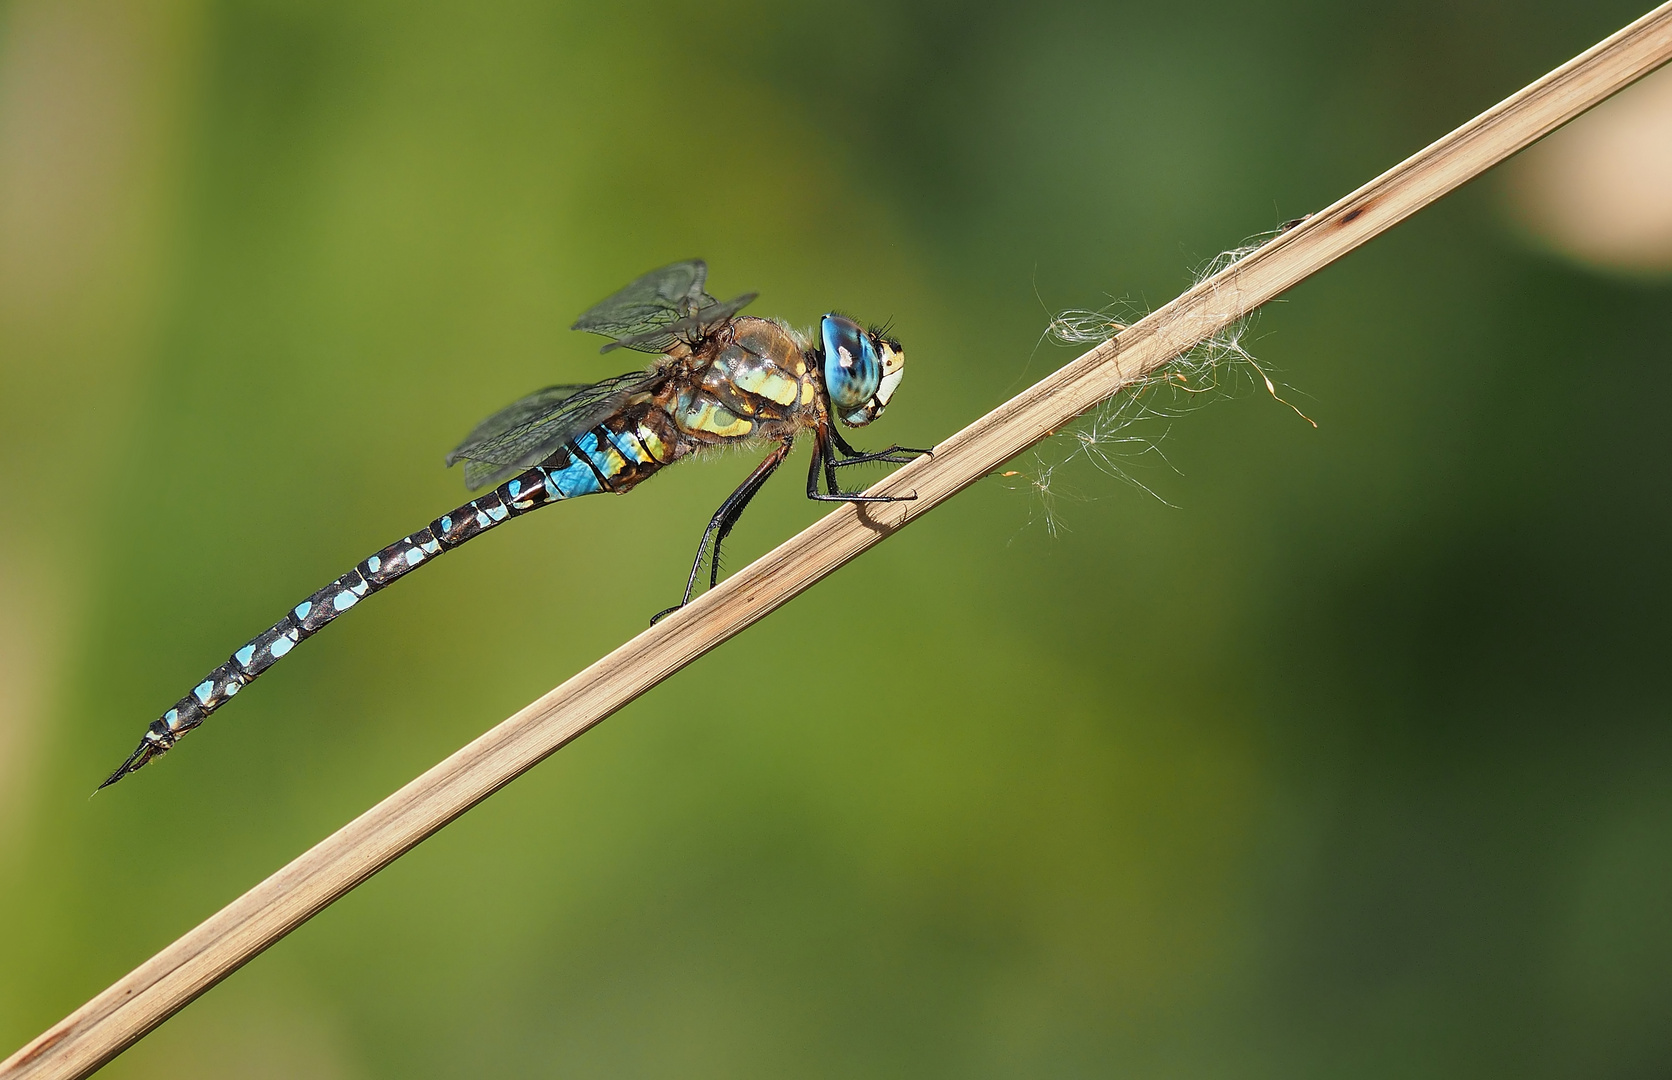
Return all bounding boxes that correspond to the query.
[560,463,601,496]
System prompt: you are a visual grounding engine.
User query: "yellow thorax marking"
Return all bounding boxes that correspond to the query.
[681,396,753,439]
[731,366,799,407]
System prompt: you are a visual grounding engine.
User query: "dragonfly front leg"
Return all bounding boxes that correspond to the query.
[827,426,934,467]
[652,438,794,625]
[805,429,919,504]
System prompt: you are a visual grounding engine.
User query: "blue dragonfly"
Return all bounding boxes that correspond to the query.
[102,260,927,788]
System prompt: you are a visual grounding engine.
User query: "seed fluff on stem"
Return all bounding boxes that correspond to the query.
[1012,228,1319,535]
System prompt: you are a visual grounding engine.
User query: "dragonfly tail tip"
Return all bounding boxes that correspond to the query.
[96,737,160,793]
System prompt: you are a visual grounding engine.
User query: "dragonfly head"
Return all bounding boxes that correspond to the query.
[820,314,905,428]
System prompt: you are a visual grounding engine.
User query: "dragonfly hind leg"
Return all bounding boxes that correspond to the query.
[652,438,794,625]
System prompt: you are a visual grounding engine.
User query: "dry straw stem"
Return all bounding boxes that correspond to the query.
[9,4,1672,1077]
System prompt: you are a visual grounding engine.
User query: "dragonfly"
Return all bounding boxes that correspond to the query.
[101,260,928,789]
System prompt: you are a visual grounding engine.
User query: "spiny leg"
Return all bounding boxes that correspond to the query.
[806,427,919,503]
[821,428,842,497]
[708,459,781,592]
[828,426,934,466]
[652,438,794,624]
[831,450,922,467]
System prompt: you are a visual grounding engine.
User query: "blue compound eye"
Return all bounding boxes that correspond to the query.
[821,315,881,412]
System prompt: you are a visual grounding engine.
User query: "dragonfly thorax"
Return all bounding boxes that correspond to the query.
[820,314,905,428]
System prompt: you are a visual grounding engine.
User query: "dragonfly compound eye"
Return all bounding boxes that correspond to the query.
[821,315,881,415]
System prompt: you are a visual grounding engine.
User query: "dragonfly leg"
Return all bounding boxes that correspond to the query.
[652,438,794,624]
[821,430,841,495]
[708,441,795,591]
[830,448,928,466]
[805,430,919,504]
[828,426,934,466]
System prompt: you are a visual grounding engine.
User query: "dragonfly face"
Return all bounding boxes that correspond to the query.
[820,314,905,428]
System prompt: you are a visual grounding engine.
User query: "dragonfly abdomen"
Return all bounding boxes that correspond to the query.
[102,420,669,789]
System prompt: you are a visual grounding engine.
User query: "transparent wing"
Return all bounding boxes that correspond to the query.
[445,371,657,490]
[571,260,710,341]
[447,383,593,452]
[571,259,757,354]
[599,290,758,354]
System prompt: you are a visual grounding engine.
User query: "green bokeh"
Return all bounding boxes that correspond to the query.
[2,1,1669,1076]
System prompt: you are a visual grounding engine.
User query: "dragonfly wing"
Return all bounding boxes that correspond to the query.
[445,383,593,457]
[599,291,759,354]
[446,371,658,490]
[570,260,711,345]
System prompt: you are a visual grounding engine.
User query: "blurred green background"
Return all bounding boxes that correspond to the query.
[3,0,1671,1075]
